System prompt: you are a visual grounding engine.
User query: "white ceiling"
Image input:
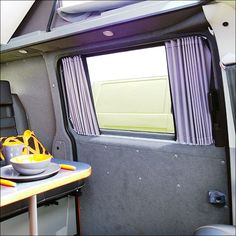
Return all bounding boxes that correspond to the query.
[0,0,35,45]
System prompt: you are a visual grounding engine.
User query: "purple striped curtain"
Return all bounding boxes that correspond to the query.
[62,56,100,136]
[165,36,213,145]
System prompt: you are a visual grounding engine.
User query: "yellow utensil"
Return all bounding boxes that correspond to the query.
[0,179,16,187]
[60,164,76,171]
[23,130,32,154]
[23,130,32,145]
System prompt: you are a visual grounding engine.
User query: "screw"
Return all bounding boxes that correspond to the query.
[222,22,229,27]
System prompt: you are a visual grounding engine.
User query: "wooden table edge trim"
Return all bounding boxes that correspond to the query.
[0,167,92,207]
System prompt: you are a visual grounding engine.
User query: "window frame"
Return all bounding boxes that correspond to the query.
[82,43,176,140]
[57,32,227,145]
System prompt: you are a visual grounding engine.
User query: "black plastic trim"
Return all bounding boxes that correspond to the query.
[101,129,175,141]
[46,0,58,32]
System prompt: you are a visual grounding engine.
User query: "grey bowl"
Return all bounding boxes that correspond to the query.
[10,154,52,176]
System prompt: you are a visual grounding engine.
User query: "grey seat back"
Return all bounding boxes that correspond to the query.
[0,80,28,137]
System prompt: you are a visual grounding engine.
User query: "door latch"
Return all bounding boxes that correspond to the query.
[208,190,226,206]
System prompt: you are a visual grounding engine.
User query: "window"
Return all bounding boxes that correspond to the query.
[86,46,175,134]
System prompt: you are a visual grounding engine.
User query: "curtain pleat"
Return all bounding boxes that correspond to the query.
[225,64,236,130]
[62,56,100,136]
[165,36,213,145]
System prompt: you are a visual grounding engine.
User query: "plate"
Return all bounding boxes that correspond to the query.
[0,163,60,182]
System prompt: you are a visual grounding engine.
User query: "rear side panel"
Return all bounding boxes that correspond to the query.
[77,136,229,235]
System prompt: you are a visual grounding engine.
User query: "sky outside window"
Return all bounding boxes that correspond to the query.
[87,46,168,85]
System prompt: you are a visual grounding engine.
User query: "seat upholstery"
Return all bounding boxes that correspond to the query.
[0,81,28,137]
[12,94,29,135]
[0,81,17,137]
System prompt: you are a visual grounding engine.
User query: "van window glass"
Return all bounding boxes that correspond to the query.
[86,46,175,134]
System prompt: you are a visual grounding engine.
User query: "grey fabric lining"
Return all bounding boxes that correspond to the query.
[75,135,230,235]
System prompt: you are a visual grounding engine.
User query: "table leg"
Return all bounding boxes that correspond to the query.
[75,193,81,236]
[28,195,38,236]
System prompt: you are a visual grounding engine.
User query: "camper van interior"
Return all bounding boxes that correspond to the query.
[0,0,235,235]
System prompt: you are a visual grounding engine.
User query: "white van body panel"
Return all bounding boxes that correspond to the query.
[0,1,35,45]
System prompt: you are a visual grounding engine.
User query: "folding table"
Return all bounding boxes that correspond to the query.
[0,158,92,235]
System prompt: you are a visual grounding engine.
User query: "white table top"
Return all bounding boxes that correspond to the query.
[0,158,92,207]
